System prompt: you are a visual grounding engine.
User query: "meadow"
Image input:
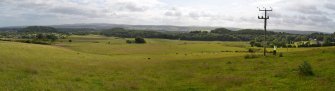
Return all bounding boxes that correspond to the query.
[0,35,334,91]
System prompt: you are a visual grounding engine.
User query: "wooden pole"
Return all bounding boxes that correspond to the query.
[258,7,272,56]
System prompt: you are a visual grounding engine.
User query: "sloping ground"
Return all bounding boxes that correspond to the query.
[0,38,334,91]
[58,35,249,56]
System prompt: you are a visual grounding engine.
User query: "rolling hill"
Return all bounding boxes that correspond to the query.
[0,23,324,34]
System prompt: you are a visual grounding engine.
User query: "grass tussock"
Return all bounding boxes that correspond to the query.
[298,61,314,76]
[202,75,249,88]
[279,53,284,57]
[23,67,38,75]
[244,54,260,59]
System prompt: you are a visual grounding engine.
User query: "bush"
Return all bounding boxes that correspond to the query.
[24,40,32,43]
[298,61,314,76]
[248,48,254,53]
[249,41,255,47]
[226,61,232,64]
[14,39,50,45]
[279,53,283,57]
[244,54,259,59]
[135,38,146,44]
[248,48,260,53]
[126,40,134,44]
[31,40,51,45]
[254,42,262,47]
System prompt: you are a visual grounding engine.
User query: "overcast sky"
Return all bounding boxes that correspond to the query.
[0,0,334,32]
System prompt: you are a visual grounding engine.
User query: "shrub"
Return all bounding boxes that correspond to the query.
[33,41,51,45]
[126,40,134,44]
[248,48,254,53]
[298,61,314,76]
[24,40,32,43]
[279,53,283,57]
[226,61,232,64]
[254,42,262,47]
[135,38,146,44]
[248,48,260,53]
[14,39,50,45]
[14,39,29,43]
[249,41,255,47]
[244,54,259,59]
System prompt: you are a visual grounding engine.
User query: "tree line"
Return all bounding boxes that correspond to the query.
[100,28,335,47]
[0,26,67,44]
[1,26,335,47]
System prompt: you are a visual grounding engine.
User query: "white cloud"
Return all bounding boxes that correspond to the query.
[0,0,335,32]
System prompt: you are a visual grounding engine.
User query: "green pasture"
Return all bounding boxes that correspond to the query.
[0,35,334,91]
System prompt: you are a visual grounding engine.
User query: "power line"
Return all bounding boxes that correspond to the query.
[258,7,272,56]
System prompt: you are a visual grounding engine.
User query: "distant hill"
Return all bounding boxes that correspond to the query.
[50,23,326,34]
[50,23,218,32]
[0,23,324,34]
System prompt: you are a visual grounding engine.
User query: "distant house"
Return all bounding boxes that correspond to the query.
[309,38,325,45]
[309,39,318,45]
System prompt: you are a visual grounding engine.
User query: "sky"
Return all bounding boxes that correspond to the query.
[0,0,334,32]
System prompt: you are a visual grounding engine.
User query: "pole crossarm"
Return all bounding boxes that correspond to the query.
[259,9,272,11]
[258,16,269,19]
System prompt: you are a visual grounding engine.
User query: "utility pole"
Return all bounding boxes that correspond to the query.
[258,7,272,56]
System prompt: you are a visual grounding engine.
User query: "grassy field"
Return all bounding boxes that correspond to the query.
[0,35,334,91]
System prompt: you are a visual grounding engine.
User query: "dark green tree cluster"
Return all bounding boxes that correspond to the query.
[2,26,335,48]
[126,38,146,44]
[101,28,167,38]
[135,38,146,43]
[20,26,58,33]
[101,28,275,41]
[100,28,335,47]
[211,28,232,34]
[57,28,100,35]
[0,26,67,45]
[250,32,335,48]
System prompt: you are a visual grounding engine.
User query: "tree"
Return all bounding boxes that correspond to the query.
[46,34,58,42]
[250,40,255,47]
[202,31,209,34]
[323,36,331,46]
[126,40,133,44]
[135,38,146,44]
[36,34,45,40]
[272,39,279,47]
[211,28,232,34]
[20,26,58,33]
[190,31,202,34]
[295,35,308,41]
